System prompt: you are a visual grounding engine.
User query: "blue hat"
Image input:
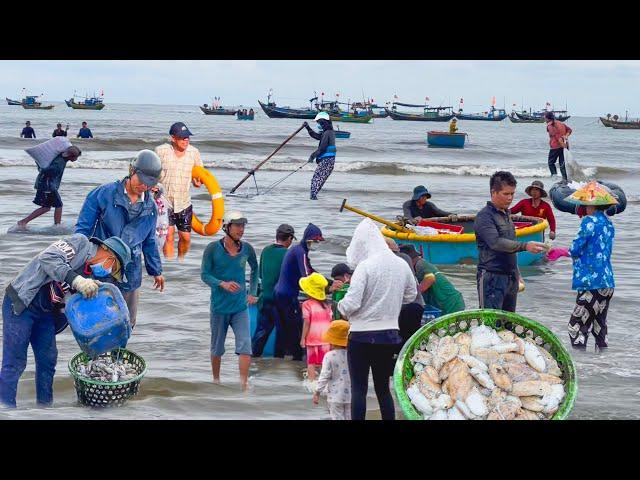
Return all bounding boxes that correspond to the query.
[169,122,193,138]
[90,236,132,282]
[412,185,431,201]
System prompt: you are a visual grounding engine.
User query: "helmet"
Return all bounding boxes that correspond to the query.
[130,150,162,187]
[223,211,248,227]
[314,111,330,122]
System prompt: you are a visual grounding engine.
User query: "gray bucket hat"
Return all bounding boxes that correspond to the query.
[525,180,548,198]
[412,185,431,201]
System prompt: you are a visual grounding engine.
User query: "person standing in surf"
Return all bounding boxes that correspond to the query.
[302,112,336,200]
[545,111,572,182]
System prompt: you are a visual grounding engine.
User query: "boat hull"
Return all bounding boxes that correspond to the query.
[65,100,105,110]
[237,114,255,120]
[22,104,54,110]
[6,97,21,105]
[381,215,548,265]
[258,100,317,119]
[455,113,506,121]
[426,131,466,148]
[610,122,640,129]
[386,108,454,122]
[508,114,543,124]
[200,106,237,115]
[335,131,351,138]
[330,114,373,123]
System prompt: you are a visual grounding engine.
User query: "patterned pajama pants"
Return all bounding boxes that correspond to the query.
[310,157,335,200]
[568,288,614,348]
[328,402,351,420]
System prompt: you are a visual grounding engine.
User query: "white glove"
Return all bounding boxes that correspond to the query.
[72,276,100,299]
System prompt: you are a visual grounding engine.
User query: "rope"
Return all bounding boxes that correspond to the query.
[260,160,310,195]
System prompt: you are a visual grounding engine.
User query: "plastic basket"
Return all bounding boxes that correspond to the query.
[68,348,147,408]
[393,309,577,420]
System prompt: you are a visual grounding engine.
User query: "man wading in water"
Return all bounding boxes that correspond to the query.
[155,122,203,260]
[201,212,258,391]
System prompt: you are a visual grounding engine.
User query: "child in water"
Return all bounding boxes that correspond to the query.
[329,263,352,320]
[313,320,351,420]
[151,183,169,252]
[299,273,332,382]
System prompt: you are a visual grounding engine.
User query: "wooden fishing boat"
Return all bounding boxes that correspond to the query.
[200,105,237,115]
[426,131,466,148]
[381,215,548,265]
[386,103,454,122]
[610,121,640,129]
[258,100,317,119]
[600,117,614,127]
[237,112,255,120]
[6,97,21,105]
[515,109,570,122]
[330,113,373,123]
[508,113,543,123]
[601,112,640,129]
[65,95,105,110]
[455,106,507,121]
[20,95,54,110]
[335,129,351,138]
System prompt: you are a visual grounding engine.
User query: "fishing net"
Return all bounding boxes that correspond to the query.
[68,348,147,408]
[393,309,577,420]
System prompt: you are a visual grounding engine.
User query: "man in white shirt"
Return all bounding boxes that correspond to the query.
[155,122,203,260]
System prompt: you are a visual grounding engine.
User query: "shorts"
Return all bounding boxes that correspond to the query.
[33,189,62,208]
[306,344,331,365]
[168,204,193,233]
[210,309,252,357]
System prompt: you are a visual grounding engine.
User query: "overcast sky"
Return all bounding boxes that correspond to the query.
[2,60,638,116]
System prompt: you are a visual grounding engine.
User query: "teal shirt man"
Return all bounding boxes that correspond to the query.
[201,238,258,314]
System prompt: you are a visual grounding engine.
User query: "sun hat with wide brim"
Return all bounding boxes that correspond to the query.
[321,320,349,347]
[525,180,548,198]
[411,185,431,201]
[299,272,328,301]
[564,180,619,206]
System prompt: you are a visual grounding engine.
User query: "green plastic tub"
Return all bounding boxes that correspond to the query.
[393,309,578,420]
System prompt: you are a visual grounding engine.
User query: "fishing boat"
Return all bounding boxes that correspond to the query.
[515,109,570,122]
[381,215,548,265]
[508,113,544,124]
[386,102,455,122]
[426,131,466,148]
[200,104,236,115]
[600,116,615,127]
[330,112,373,123]
[455,105,507,121]
[65,93,105,110]
[6,97,21,105]
[610,122,640,130]
[21,95,54,110]
[335,128,351,139]
[258,90,323,119]
[370,103,389,118]
[600,112,640,129]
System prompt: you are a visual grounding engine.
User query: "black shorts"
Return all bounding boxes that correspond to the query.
[168,204,193,232]
[33,189,63,208]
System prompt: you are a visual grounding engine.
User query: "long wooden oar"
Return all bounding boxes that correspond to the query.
[229,124,306,194]
[339,199,413,233]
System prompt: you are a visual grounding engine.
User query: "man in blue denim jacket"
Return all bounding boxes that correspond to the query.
[75,150,165,328]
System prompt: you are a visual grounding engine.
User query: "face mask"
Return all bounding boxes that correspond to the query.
[307,242,319,251]
[90,260,113,278]
[316,124,324,133]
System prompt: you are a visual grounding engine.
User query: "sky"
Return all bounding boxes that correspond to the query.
[1,60,639,116]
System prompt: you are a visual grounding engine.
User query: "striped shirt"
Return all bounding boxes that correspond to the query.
[155,143,203,213]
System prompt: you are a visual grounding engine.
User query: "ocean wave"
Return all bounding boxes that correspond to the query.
[0,156,616,179]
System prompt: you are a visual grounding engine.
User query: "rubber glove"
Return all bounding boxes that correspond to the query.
[547,247,570,262]
[308,153,316,163]
[72,276,100,298]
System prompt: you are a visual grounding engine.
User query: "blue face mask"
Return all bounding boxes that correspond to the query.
[90,260,113,278]
[316,124,324,132]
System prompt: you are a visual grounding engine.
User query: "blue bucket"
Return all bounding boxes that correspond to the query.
[65,283,131,359]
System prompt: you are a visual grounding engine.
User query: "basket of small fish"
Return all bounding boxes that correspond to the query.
[393,309,577,420]
[68,348,147,408]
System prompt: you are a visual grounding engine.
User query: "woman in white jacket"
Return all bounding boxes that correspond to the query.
[338,218,417,420]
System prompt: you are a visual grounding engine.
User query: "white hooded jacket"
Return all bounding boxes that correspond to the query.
[338,218,418,332]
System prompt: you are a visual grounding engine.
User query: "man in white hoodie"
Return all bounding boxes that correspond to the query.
[337,218,417,420]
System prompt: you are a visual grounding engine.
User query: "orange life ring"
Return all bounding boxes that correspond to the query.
[191,166,224,236]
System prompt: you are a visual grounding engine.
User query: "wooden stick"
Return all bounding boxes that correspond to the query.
[339,199,413,233]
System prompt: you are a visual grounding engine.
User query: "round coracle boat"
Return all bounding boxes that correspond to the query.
[381,214,548,265]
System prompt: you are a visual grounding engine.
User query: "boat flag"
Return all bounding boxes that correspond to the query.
[491,96,496,106]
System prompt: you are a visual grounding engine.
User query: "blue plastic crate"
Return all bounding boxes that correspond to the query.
[421,304,442,325]
[65,283,131,358]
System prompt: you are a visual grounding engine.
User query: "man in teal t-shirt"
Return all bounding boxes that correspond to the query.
[252,224,296,357]
[201,211,258,391]
[399,244,465,315]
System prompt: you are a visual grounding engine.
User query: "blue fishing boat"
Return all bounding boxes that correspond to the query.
[6,97,21,105]
[455,106,507,121]
[386,102,455,122]
[335,129,351,138]
[426,131,466,148]
[237,112,255,120]
[382,215,548,265]
[65,92,105,110]
[21,94,54,110]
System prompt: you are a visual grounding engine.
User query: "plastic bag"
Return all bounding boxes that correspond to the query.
[25,137,72,170]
